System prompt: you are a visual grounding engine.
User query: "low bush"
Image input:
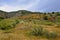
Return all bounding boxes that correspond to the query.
[29,27,45,36]
[0,18,20,30]
[0,17,4,21]
[28,27,57,39]
[44,31,57,39]
[45,22,54,25]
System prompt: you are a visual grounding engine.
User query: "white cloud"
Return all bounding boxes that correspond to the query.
[0,0,40,12]
[0,4,28,12]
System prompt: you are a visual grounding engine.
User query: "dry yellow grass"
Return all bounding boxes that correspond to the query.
[0,20,60,40]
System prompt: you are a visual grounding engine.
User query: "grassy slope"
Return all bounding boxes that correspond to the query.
[0,19,60,40]
[0,12,60,40]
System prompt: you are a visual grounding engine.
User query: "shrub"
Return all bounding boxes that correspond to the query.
[0,18,20,30]
[28,27,57,39]
[44,31,57,39]
[43,16,48,20]
[29,27,44,36]
[0,17,4,19]
[0,17,4,21]
[45,22,54,25]
[15,20,19,24]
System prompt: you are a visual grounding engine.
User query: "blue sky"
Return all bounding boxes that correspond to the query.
[0,0,60,12]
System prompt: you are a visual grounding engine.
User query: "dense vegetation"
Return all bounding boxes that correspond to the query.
[0,18,19,30]
[0,10,60,40]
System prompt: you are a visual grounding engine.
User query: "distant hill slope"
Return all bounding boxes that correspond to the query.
[0,10,33,18]
[0,10,60,19]
[0,10,8,18]
[8,10,32,17]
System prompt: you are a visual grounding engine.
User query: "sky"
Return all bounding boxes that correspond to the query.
[0,0,60,12]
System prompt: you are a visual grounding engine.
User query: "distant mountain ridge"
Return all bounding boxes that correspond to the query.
[0,10,60,18]
[0,10,32,18]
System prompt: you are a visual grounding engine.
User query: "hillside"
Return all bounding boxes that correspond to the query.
[0,10,60,40]
[0,10,8,18]
[0,10,33,18]
[0,10,60,19]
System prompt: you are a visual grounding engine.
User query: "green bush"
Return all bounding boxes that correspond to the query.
[0,18,20,30]
[44,31,57,39]
[45,22,53,25]
[28,27,57,39]
[29,27,44,36]
[0,17,4,21]
[15,20,19,24]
